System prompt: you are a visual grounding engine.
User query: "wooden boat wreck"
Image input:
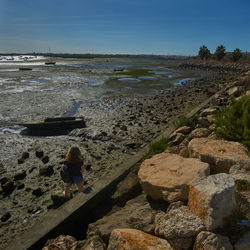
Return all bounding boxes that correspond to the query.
[45,62,56,65]
[19,67,32,71]
[19,117,85,130]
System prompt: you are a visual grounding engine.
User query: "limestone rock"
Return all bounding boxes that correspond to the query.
[234,231,250,250]
[82,235,106,250]
[200,107,218,117]
[188,128,211,140]
[229,165,250,188]
[188,138,250,173]
[138,153,209,202]
[227,86,243,97]
[111,169,141,205]
[43,235,77,250]
[188,173,236,231]
[198,115,214,127]
[87,194,160,242]
[169,133,186,146]
[155,205,205,250]
[194,231,233,250]
[175,126,191,135]
[107,228,173,250]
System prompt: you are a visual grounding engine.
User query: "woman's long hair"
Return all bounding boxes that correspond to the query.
[66,146,83,163]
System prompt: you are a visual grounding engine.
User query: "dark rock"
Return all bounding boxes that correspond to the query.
[22,152,29,159]
[29,167,36,173]
[125,142,138,149]
[14,171,26,181]
[1,212,11,222]
[0,163,5,175]
[32,187,43,197]
[42,156,50,164]
[35,150,44,158]
[16,182,25,190]
[39,165,54,176]
[120,125,127,131]
[101,131,107,136]
[0,177,8,185]
[17,158,24,164]
[2,180,15,195]
[85,164,91,171]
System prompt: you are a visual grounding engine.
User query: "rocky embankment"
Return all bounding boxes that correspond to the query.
[42,66,250,249]
[180,60,250,74]
[1,71,235,249]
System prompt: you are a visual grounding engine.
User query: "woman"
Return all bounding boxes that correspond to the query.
[63,146,85,197]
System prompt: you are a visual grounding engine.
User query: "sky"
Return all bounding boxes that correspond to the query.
[0,0,249,55]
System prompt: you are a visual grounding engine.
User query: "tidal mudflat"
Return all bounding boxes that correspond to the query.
[0,57,232,248]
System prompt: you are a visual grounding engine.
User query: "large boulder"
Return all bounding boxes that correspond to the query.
[175,126,191,135]
[138,153,210,202]
[229,165,250,186]
[188,128,211,140]
[81,235,106,250]
[87,194,161,243]
[155,205,205,250]
[42,235,77,250]
[168,131,186,146]
[194,231,233,250]
[111,169,141,205]
[188,138,250,173]
[200,107,219,117]
[107,228,173,250]
[188,173,236,231]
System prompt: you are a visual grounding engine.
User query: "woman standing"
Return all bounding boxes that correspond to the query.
[63,146,85,197]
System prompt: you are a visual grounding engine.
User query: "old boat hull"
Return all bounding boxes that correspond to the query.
[19,117,85,130]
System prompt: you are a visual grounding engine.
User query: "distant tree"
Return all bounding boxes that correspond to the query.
[230,48,242,62]
[215,45,226,60]
[198,45,211,60]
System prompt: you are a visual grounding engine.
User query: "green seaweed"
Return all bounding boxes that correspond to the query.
[176,114,199,130]
[143,138,168,160]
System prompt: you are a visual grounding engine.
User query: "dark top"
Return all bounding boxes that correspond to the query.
[66,160,83,177]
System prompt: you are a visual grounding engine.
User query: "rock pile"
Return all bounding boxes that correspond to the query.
[42,67,250,249]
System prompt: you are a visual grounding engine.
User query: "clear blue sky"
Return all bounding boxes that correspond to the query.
[0,0,249,55]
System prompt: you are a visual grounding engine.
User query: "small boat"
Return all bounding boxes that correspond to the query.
[19,67,32,71]
[19,117,85,130]
[45,62,56,65]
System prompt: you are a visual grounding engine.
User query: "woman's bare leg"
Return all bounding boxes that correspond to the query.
[63,184,72,197]
[77,182,84,192]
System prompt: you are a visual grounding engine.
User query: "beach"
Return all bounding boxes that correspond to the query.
[0,56,241,248]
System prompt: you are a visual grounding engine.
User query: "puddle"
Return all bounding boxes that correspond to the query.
[0,125,24,135]
[63,101,84,117]
[0,68,19,72]
[174,78,195,87]
[149,71,172,75]
[138,76,157,80]
[88,79,105,86]
[118,78,141,83]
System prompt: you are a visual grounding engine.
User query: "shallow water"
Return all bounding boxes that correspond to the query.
[0,57,199,128]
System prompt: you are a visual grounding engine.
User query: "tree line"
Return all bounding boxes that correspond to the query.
[198,45,243,62]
